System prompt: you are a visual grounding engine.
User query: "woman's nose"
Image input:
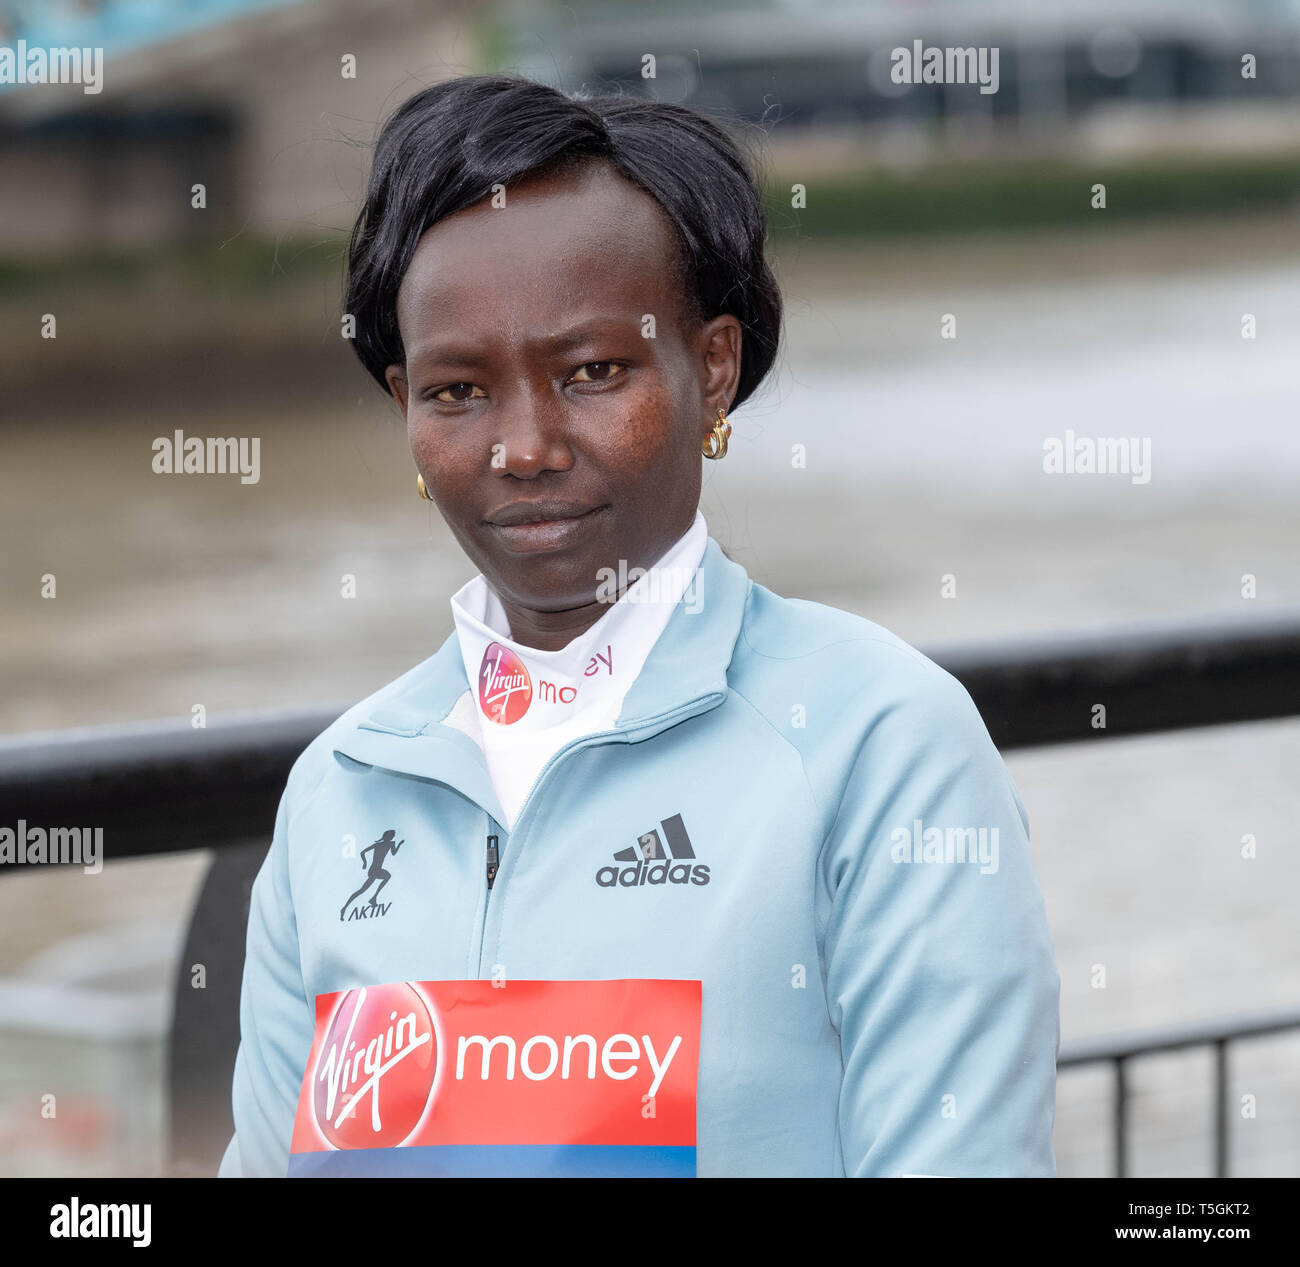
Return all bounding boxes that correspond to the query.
[494,382,574,477]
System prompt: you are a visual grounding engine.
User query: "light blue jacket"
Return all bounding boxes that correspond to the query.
[219,535,1059,1177]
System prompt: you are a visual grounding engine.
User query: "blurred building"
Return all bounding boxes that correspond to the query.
[507,0,1300,167]
[510,0,1300,117]
[0,0,483,250]
[2,0,1299,249]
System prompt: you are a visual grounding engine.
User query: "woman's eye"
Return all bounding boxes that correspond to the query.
[431,382,484,403]
[571,362,625,383]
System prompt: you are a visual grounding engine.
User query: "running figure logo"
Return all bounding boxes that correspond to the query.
[340,829,404,921]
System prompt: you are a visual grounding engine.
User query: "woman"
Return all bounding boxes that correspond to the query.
[220,74,1059,1178]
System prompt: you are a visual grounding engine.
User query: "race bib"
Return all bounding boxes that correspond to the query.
[288,978,701,1176]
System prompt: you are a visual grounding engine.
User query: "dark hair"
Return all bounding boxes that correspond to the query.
[345,74,782,410]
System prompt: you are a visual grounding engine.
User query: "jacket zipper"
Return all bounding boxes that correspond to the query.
[473,691,725,977]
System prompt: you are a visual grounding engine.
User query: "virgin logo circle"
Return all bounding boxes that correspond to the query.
[312,983,436,1149]
[479,642,532,725]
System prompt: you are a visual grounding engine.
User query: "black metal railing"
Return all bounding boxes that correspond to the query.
[4,604,1299,866]
[1057,1007,1300,1177]
[2,603,1298,1175]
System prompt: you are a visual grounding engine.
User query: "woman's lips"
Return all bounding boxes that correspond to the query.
[485,505,608,553]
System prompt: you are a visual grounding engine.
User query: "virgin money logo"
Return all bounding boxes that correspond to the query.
[479,643,532,725]
[312,984,436,1149]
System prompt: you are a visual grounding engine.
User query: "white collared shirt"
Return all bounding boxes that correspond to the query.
[445,509,708,830]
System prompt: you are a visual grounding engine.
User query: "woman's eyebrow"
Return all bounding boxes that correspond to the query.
[406,341,492,370]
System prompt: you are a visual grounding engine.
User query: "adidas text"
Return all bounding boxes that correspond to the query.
[595,859,710,888]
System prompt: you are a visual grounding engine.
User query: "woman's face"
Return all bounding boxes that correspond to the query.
[385,160,741,649]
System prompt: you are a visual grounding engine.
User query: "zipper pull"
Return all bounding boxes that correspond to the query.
[485,834,500,890]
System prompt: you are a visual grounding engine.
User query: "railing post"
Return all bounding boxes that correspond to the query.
[1115,1056,1128,1178]
[1215,1039,1228,1178]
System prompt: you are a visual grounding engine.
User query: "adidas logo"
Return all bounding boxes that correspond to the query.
[595,813,711,888]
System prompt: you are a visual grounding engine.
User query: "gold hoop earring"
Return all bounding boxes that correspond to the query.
[417,473,434,501]
[702,405,731,460]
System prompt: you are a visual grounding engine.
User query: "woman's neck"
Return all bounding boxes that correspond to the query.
[496,597,612,652]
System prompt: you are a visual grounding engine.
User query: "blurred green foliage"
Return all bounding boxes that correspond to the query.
[764,151,1300,237]
[0,233,347,298]
[3,151,1299,298]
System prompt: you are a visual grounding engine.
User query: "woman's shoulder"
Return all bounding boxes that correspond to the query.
[281,639,458,788]
[736,580,959,699]
[730,581,1013,831]
[730,579,999,758]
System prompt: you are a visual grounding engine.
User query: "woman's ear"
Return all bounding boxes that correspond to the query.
[385,364,409,413]
[700,314,742,414]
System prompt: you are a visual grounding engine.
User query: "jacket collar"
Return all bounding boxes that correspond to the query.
[330,535,752,822]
